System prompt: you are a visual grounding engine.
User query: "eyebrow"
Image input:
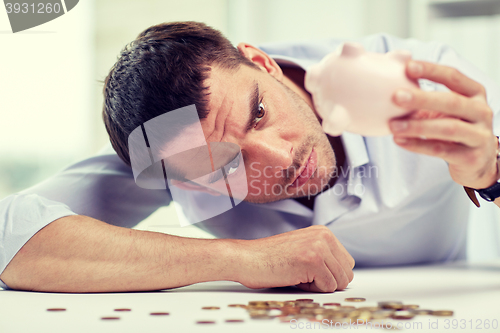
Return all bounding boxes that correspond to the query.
[245,82,260,132]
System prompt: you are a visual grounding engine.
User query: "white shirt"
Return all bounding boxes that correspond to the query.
[1,34,500,289]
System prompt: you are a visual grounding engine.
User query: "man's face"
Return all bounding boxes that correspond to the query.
[195,63,337,204]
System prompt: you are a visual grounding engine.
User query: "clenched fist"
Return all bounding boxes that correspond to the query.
[232,225,355,293]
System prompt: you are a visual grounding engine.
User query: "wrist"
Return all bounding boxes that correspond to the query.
[209,238,247,283]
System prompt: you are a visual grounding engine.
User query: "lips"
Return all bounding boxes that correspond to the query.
[289,148,317,188]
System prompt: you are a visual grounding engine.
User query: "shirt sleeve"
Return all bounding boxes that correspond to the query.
[0,194,76,288]
[0,145,171,285]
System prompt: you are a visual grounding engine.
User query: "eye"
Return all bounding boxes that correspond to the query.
[254,102,266,126]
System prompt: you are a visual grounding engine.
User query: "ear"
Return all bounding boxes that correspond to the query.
[169,179,221,197]
[237,43,284,81]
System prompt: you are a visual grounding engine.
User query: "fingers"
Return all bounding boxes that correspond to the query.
[406,60,486,98]
[324,252,350,290]
[296,262,337,293]
[393,137,469,164]
[393,88,488,123]
[390,118,488,147]
[315,227,354,282]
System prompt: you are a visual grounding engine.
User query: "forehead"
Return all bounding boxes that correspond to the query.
[200,65,261,140]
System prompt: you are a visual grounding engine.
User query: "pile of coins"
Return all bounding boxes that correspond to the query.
[222,298,454,324]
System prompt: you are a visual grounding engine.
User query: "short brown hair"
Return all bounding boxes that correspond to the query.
[102,21,257,166]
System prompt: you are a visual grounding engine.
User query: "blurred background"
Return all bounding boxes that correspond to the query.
[1,0,499,260]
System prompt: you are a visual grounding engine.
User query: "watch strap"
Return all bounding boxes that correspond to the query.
[464,136,500,207]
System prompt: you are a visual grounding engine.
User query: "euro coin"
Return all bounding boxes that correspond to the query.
[114,308,131,312]
[391,311,415,320]
[225,319,244,323]
[345,297,366,302]
[412,309,433,315]
[228,304,246,308]
[101,317,120,320]
[150,312,170,316]
[202,306,220,310]
[46,308,66,312]
[295,298,314,302]
[432,310,453,316]
[323,302,341,307]
[196,320,215,324]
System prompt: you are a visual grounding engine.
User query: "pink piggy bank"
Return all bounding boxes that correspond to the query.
[305,42,419,136]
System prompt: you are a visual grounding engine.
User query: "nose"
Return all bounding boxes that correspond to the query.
[246,135,293,170]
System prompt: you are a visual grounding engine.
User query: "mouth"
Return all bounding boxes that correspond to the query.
[288,148,318,188]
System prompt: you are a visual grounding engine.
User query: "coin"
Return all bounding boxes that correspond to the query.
[371,310,394,319]
[412,309,433,315]
[391,311,415,320]
[114,308,131,312]
[402,304,419,310]
[358,307,381,312]
[101,317,120,320]
[345,297,366,302]
[378,301,402,306]
[228,304,246,308]
[248,301,267,306]
[299,302,320,308]
[432,310,454,316]
[225,319,244,323]
[202,306,220,310]
[380,302,404,310]
[295,298,314,303]
[323,302,341,307]
[150,312,170,316]
[46,308,66,312]
[196,320,215,324]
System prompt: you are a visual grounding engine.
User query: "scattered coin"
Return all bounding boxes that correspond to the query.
[345,297,366,302]
[392,311,415,320]
[228,304,247,308]
[432,310,454,316]
[202,306,220,310]
[233,299,454,324]
[46,308,66,312]
[114,308,131,312]
[150,312,170,316]
[412,309,433,315]
[196,320,216,324]
[379,302,404,310]
[101,317,120,320]
[402,304,419,310]
[225,319,244,323]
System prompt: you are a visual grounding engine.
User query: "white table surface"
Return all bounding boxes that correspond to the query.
[1,260,499,333]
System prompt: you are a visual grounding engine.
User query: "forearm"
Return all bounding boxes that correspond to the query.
[0,215,239,293]
[494,197,500,209]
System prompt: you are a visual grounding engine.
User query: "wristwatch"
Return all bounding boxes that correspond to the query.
[477,182,500,202]
[464,136,500,207]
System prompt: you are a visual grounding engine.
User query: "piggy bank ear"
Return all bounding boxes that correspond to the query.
[387,50,412,63]
[340,42,365,57]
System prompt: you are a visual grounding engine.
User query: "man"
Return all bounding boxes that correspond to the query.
[1,22,499,293]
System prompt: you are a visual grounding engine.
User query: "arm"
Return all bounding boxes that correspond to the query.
[1,215,354,293]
